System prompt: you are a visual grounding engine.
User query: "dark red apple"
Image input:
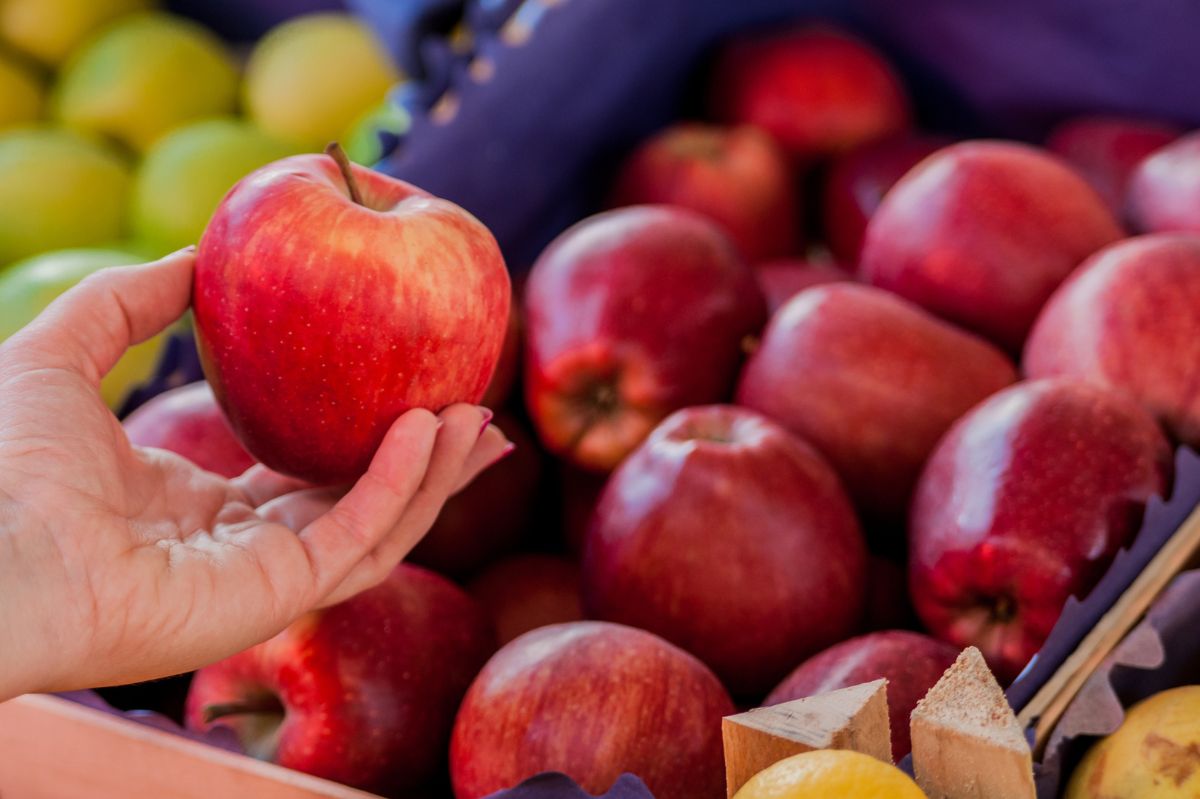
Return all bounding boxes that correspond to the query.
[193,147,511,485]
[765,630,959,759]
[910,379,1172,682]
[408,412,541,577]
[1045,115,1179,216]
[467,554,583,645]
[449,621,733,799]
[523,205,766,472]
[481,296,521,409]
[753,257,851,314]
[710,26,910,161]
[608,123,800,263]
[822,135,949,264]
[1025,233,1200,449]
[736,284,1017,522]
[122,381,255,478]
[185,564,494,794]
[581,404,867,697]
[1127,130,1200,234]
[860,140,1123,351]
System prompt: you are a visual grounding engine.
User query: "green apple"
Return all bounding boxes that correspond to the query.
[0,50,43,130]
[0,247,170,408]
[0,127,130,265]
[342,96,411,165]
[131,118,296,254]
[0,0,154,66]
[53,12,238,153]
[244,13,400,152]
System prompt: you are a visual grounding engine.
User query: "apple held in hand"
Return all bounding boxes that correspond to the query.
[582,405,867,697]
[187,564,494,794]
[736,284,1017,522]
[450,621,733,799]
[194,147,510,484]
[123,381,256,478]
[523,205,766,472]
[861,141,1123,351]
[910,379,1172,682]
[1025,234,1200,449]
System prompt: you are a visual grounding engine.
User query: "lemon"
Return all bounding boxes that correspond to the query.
[734,750,928,799]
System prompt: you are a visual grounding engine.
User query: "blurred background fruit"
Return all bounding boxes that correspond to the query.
[0,129,129,265]
[0,50,44,129]
[732,749,927,799]
[0,0,154,66]
[52,12,238,153]
[122,381,256,478]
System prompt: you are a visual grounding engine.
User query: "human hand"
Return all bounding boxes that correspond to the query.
[0,249,511,700]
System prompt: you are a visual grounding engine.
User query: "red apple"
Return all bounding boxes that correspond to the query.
[910,378,1172,682]
[123,381,255,478]
[1127,130,1200,234]
[822,135,949,264]
[1045,115,1179,217]
[193,148,511,485]
[523,205,766,472]
[709,26,910,161]
[860,141,1123,351]
[753,257,851,314]
[736,284,1017,522]
[449,621,733,799]
[481,297,521,409]
[1025,233,1200,449]
[467,554,583,645]
[408,413,541,577]
[581,404,867,697]
[608,123,800,263]
[765,630,959,759]
[185,564,494,794]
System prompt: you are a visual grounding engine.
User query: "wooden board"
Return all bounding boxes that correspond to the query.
[0,694,379,799]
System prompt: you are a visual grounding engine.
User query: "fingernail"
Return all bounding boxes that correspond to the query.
[436,418,446,431]
[488,442,516,467]
[180,245,197,254]
[478,408,494,438]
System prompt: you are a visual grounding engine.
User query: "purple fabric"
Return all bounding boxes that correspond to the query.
[166,0,345,40]
[486,773,654,799]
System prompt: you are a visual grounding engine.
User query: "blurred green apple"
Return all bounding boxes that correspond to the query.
[244,13,399,152]
[0,50,43,130]
[342,96,411,165]
[132,118,296,254]
[0,127,130,264]
[0,247,170,408]
[53,12,238,153]
[0,0,154,66]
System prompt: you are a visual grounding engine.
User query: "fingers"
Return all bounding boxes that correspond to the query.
[8,249,194,383]
[451,424,514,494]
[233,464,315,508]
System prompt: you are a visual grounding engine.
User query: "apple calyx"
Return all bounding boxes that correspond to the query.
[324,142,364,205]
[202,695,285,725]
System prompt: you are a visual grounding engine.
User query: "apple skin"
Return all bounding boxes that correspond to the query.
[449,621,734,799]
[581,404,867,698]
[1127,131,1200,234]
[822,135,949,265]
[709,26,910,161]
[766,630,959,759]
[467,554,583,645]
[736,284,1017,522]
[753,258,851,315]
[1025,233,1200,449]
[194,152,510,485]
[408,413,541,577]
[860,140,1123,351]
[608,123,800,263]
[523,205,766,472]
[122,381,256,478]
[186,564,495,795]
[1045,115,1179,217]
[909,378,1172,682]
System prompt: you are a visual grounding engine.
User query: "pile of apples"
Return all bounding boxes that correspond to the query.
[0,0,399,409]
[112,20,1200,799]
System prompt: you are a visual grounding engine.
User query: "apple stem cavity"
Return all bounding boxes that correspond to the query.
[325,142,364,206]
[202,695,285,725]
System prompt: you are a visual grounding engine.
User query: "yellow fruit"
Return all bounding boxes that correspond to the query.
[244,13,400,152]
[0,127,130,265]
[1066,685,1200,798]
[0,0,154,66]
[53,12,238,153]
[733,750,928,799]
[0,50,43,129]
[0,247,170,408]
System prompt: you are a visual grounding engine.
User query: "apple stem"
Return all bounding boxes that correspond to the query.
[325,142,364,206]
[202,697,284,725]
